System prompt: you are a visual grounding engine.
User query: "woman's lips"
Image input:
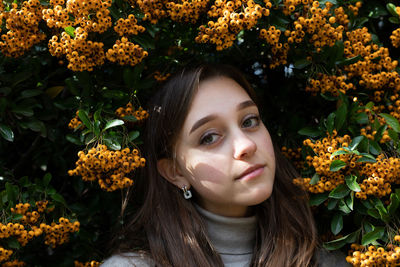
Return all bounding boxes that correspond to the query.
[236,165,265,181]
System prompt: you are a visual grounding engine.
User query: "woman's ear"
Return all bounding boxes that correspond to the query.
[157,158,189,189]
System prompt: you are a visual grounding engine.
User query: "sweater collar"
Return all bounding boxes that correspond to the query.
[195,204,257,255]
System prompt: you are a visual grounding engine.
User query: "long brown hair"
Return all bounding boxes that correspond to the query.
[113,64,319,266]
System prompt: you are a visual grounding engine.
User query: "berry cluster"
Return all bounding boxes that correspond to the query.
[260,26,290,68]
[114,14,146,36]
[195,0,271,50]
[346,241,400,266]
[42,0,112,33]
[153,71,171,82]
[356,154,400,199]
[2,259,25,267]
[135,0,167,24]
[281,0,312,16]
[166,0,209,23]
[49,28,105,71]
[306,74,354,96]
[390,6,400,48]
[10,203,41,225]
[281,146,304,171]
[294,131,358,193]
[358,108,392,144]
[0,1,46,57]
[1,201,78,265]
[0,246,13,263]
[40,218,80,248]
[68,111,83,130]
[68,144,146,191]
[344,28,399,91]
[294,2,344,53]
[106,37,148,66]
[333,6,349,27]
[115,103,149,123]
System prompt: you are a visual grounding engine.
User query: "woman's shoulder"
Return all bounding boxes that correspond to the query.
[101,252,154,267]
[316,248,351,267]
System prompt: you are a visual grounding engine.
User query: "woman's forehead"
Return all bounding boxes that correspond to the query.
[183,77,253,125]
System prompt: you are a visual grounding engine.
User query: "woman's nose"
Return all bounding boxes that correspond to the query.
[233,132,257,159]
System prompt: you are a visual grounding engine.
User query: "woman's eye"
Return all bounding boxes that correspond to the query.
[242,116,260,128]
[200,133,219,145]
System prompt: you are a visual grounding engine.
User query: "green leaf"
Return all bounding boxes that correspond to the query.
[323,230,359,250]
[388,129,399,144]
[78,110,93,131]
[335,103,347,130]
[0,123,14,142]
[20,89,43,99]
[64,26,75,38]
[331,213,343,235]
[349,136,365,151]
[387,3,399,17]
[361,226,384,246]
[329,184,350,199]
[389,16,400,24]
[353,112,369,124]
[122,115,138,122]
[345,192,354,211]
[5,182,18,204]
[330,150,349,159]
[326,113,335,134]
[369,140,381,155]
[379,113,400,132]
[7,237,21,249]
[293,58,311,69]
[128,131,140,142]
[66,134,84,145]
[345,175,361,192]
[101,90,127,99]
[123,67,135,88]
[12,106,34,117]
[104,119,124,131]
[43,173,52,187]
[93,120,101,137]
[388,193,400,215]
[327,198,338,210]
[12,213,23,221]
[330,160,346,172]
[51,193,67,206]
[309,192,329,206]
[310,173,320,185]
[356,154,377,163]
[338,199,352,214]
[298,127,321,138]
[336,55,362,66]
[94,109,102,123]
[374,125,387,142]
[19,119,46,136]
[367,208,380,219]
[104,138,121,150]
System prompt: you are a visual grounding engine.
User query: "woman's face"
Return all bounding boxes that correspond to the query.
[174,76,276,217]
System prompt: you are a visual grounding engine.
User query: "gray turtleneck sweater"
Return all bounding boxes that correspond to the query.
[101,205,350,267]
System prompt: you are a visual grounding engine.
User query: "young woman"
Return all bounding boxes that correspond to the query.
[101,64,349,267]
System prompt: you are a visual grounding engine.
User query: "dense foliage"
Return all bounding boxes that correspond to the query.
[1,0,400,265]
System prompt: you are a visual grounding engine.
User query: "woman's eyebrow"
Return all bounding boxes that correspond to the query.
[189,115,217,134]
[189,100,255,135]
[237,100,256,110]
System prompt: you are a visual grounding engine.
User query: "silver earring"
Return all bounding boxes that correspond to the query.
[182,185,192,199]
